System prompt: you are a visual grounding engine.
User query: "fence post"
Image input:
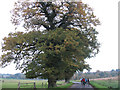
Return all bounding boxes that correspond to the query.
[42,82,43,88]
[18,82,20,90]
[34,82,36,89]
[0,79,2,90]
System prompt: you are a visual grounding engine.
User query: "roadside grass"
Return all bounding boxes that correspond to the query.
[46,82,73,90]
[55,82,73,88]
[90,81,107,88]
[71,80,81,82]
[90,79,118,90]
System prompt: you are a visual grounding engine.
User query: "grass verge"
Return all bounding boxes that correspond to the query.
[55,82,73,88]
[46,82,73,90]
[90,81,110,90]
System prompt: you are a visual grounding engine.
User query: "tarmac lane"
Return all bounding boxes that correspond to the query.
[67,81,94,90]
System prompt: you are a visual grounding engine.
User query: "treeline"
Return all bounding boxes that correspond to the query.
[0,73,26,79]
[71,69,120,80]
[1,69,119,80]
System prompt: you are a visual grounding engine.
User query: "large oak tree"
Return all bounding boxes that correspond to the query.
[1,1,100,88]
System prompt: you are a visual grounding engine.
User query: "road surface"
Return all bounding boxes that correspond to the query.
[67,81,94,90]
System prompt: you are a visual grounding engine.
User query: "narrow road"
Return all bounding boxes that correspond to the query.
[68,81,94,90]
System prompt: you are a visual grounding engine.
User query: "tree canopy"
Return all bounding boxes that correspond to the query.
[1,1,100,88]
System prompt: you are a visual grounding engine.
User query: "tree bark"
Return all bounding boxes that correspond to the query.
[48,78,57,88]
[65,77,70,83]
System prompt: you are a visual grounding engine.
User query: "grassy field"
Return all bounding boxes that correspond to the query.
[90,79,118,89]
[0,79,69,88]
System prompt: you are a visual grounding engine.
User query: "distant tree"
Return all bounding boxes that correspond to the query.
[1,1,100,88]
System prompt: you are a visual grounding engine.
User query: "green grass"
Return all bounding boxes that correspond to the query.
[46,82,73,90]
[1,79,48,88]
[90,79,118,90]
[90,81,107,88]
[55,82,73,88]
[2,79,20,88]
[71,80,81,82]
[1,79,72,89]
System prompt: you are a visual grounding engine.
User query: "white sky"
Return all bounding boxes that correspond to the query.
[0,0,119,74]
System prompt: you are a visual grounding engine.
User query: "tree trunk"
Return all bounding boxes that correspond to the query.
[48,78,57,88]
[65,77,70,83]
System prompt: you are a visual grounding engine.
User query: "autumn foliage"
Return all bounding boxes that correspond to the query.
[1,1,100,88]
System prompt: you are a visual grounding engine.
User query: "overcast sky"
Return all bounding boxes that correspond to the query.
[0,0,119,74]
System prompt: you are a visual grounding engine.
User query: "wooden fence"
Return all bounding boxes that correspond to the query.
[18,82,36,89]
[18,81,48,89]
[0,80,4,83]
